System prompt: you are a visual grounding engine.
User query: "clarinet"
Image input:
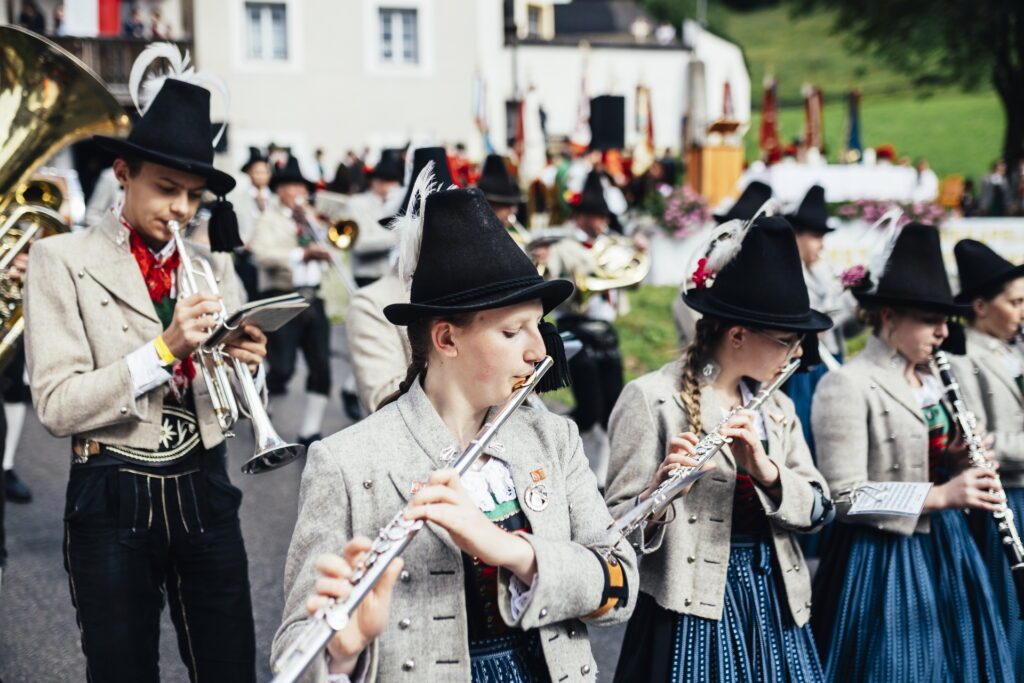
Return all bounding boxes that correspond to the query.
[931,350,1024,616]
[608,359,801,548]
[271,357,554,683]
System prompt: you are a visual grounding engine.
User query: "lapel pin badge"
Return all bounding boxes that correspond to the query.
[524,482,550,511]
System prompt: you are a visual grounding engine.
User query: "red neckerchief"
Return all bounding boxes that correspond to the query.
[120,217,196,393]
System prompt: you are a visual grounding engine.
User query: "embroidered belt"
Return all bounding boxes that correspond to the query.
[73,404,202,467]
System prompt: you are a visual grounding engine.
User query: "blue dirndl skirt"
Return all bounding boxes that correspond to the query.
[811,509,1014,683]
[614,535,824,683]
[969,486,1024,680]
[469,631,550,683]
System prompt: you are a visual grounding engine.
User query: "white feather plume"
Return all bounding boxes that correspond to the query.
[390,161,442,285]
[863,208,903,291]
[128,42,230,146]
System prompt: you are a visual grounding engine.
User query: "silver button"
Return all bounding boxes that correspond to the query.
[119,406,128,414]
[101,298,109,306]
[805,600,813,608]
[887,434,896,441]
[581,664,592,675]
[399,618,411,630]
[567,628,577,638]
[121,324,129,331]
[686,555,695,563]
[684,598,692,607]
[77,270,84,278]
[539,608,548,618]
[362,480,373,489]
[688,515,698,524]
[402,660,415,671]
[400,570,410,583]
[891,463,901,471]
[792,564,800,571]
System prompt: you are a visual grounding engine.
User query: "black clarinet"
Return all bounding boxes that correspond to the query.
[932,350,1024,617]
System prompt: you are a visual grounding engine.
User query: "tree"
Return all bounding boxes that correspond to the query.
[790,0,1024,189]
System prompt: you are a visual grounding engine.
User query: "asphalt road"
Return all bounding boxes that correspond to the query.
[0,327,626,682]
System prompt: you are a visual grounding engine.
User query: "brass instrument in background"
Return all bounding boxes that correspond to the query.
[575,234,652,297]
[327,218,359,250]
[0,26,130,369]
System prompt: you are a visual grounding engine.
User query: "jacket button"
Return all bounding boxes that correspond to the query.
[686,556,695,563]
[568,628,577,638]
[362,480,373,489]
[101,298,109,306]
[805,600,813,608]
[581,664,591,675]
[792,564,800,571]
[891,463,901,471]
[77,270,84,278]
[400,570,410,583]
[539,608,548,619]
[684,598,692,606]
[399,618,411,630]
[688,515,698,524]
[887,434,896,441]
[122,324,129,331]
[119,406,128,414]
[402,660,415,671]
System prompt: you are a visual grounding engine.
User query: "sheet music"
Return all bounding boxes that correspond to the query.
[847,482,932,517]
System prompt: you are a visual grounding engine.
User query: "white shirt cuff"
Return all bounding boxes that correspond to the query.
[325,648,370,683]
[509,572,538,621]
[126,341,173,398]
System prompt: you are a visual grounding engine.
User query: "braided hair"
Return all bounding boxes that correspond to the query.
[377,312,476,410]
[678,316,729,434]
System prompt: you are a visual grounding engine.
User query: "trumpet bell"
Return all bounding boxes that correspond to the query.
[241,440,306,474]
[328,219,358,250]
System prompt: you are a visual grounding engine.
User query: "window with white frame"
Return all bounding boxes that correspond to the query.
[378,8,419,64]
[245,2,288,60]
[527,5,542,38]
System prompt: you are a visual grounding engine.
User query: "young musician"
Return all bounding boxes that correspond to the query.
[811,224,1013,682]
[605,216,834,682]
[24,47,264,682]
[950,238,1024,677]
[272,184,638,681]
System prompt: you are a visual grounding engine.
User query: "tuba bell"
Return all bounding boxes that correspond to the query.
[0,26,130,369]
[575,234,651,296]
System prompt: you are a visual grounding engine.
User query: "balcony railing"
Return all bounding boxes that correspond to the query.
[51,36,193,104]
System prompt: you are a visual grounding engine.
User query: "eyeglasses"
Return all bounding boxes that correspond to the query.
[748,328,804,358]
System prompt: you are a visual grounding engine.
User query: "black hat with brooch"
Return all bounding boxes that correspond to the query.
[713,180,772,224]
[850,222,963,314]
[786,184,832,233]
[383,183,574,390]
[954,239,1024,303]
[369,148,406,182]
[570,171,611,215]
[476,154,522,206]
[683,215,833,332]
[93,43,241,251]
[240,146,268,174]
[379,147,452,227]
[269,155,315,193]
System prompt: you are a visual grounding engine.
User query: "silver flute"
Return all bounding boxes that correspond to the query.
[271,356,554,683]
[607,359,801,548]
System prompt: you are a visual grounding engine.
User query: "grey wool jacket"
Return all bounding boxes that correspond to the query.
[272,378,638,682]
[812,334,941,536]
[949,327,1024,488]
[604,358,830,627]
[24,212,245,450]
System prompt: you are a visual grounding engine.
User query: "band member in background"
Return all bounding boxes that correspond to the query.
[606,216,834,682]
[0,255,21,594]
[475,153,523,231]
[251,156,333,446]
[810,224,1013,682]
[230,146,273,300]
[273,184,638,681]
[950,238,1024,678]
[24,47,264,682]
[346,150,454,414]
[348,148,404,288]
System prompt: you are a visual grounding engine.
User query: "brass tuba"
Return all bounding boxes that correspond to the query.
[575,234,651,296]
[0,26,130,369]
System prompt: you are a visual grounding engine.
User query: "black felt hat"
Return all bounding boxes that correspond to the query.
[241,146,267,174]
[383,188,574,326]
[269,156,315,193]
[853,223,962,314]
[379,147,453,227]
[954,239,1024,303]
[713,181,772,224]
[571,171,610,215]
[476,154,522,205]
[786,184,832,233]
[370,148,406,182]
[683,216,833,332]
[95,79,235,196]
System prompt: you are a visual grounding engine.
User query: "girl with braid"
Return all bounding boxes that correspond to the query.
[273,180,639,682]
[605,216,835,682]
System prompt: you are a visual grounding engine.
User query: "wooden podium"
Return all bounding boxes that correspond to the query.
[686,145,745,209]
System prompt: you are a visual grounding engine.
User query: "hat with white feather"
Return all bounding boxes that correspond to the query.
[93,43,240,250]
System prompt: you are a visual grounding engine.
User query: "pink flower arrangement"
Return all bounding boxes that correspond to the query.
[840,265,868,290]
[662,185,711,238]
[835,199,947,228]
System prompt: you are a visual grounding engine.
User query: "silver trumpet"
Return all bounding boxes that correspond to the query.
[607,359,801,549]
[169,221,304,474]
[270,357,554,683]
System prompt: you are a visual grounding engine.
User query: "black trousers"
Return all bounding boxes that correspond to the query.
[262,292,331,396]
[63,445,256,683]
[557,315,624,432]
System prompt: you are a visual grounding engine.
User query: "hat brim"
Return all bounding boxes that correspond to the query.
[268,175,316,193]
[954,264,1024,303]
[786,215,834,233]
[384,278,574,326]
[853,290,969,315]
[94,135,235,195]
[683,288,833,333]
[483,191,523,206]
